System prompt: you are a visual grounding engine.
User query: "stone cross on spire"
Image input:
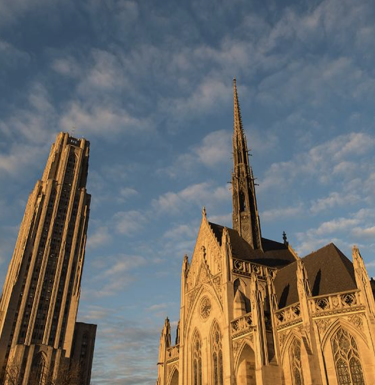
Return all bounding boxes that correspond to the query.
[231,79,262,249]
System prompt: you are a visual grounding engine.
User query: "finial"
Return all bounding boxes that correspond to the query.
[202,206,207,217]
[352,245,361,259]
[283,231,288,246]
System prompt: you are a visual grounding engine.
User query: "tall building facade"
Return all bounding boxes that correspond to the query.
[156,80,375,385]
[0,133,96,384]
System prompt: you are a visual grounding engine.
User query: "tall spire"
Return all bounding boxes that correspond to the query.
[233,78,244,136]
[231,79,262,249]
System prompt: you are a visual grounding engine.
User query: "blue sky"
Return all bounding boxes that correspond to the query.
[1,0,375,383]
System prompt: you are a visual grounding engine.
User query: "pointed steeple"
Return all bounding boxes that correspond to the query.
[233,78,244,137]
[232,79,262,249]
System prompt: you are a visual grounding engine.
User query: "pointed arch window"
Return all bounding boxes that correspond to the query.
[192,332,202,385]
[332,328,365,385]
[289,338,304,385]
[212,322,223,385]
[239,191,247,212]
[31,352,46,384]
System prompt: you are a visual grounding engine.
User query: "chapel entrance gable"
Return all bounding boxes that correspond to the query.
[186,209,223,292]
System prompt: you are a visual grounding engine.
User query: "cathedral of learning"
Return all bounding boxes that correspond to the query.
[156,80,375,385]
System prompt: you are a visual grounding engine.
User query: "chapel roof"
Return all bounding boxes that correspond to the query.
[209,222,296,268]
[273,243,357,309]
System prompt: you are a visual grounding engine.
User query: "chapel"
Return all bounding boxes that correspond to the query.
[156,80,375,385]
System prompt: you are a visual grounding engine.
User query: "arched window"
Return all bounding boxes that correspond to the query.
[289,338,303,385]
[192,332,202,385]
[332,328,365,385]
[31,352,46,384]
[212,322,223,385]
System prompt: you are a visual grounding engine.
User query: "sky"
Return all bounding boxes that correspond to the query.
[1,0,375,383]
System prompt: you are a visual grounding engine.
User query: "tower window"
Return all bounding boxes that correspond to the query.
[239,191,246,212]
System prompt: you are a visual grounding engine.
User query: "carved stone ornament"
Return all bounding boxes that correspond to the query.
[316,318,331,334]
[279,331,288,348]
[348,314,363,331]
[197,264,209,286]
[168,364,178,377]
[233,341,241,357]
[188,289,198,313]
[213,275,222,301]
[200,296,212,320]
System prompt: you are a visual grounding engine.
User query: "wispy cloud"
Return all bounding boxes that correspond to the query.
[262,205,304,222]
[88,226,112,249]
[113,211,148,236]
[261,132,375,191]
[86,254,146,298]
[152,182,230,215]
[310,192,361,214]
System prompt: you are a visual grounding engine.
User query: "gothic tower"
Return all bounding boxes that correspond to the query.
[0,133,96,384]
[232,79,262,249]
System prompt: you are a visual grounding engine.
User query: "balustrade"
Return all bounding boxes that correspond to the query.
[275,303,301,330]
[309,290,362,314]
[232,259,275,280]
[231,312,253,337]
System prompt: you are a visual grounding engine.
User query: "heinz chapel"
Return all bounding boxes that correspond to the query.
[156,80,375,385]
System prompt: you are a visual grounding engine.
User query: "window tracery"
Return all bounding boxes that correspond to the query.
[212,322,223,385]
[332,328,365,385]
[289,338,303,385]
[192,332,202,385]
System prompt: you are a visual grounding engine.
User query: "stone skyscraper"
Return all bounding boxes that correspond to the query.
[0,133,96,384]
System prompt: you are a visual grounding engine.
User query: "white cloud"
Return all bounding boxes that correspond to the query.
[310,192,361,214]
[261,132,375,191]
[161,78,232,119]
[102,255,145,279]
[86,254,146,298]
[208,212,231,226]
[294,207,375,255]
[352,226,375,240]
[152,182,230,214]
[262,205,304,222]
[160,130,232,178]
[163,224,197,240]
[314,218,360,236]
[113,210,148,235]
[51,57,81,78]
[60,103,150,137]
[87,226,112,249]
[119,187,138,201]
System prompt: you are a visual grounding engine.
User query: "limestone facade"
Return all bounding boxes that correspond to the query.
[0,133,96,384]
[157,81,375,385]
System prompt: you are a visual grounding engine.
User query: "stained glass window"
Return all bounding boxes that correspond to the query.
[289,338,304,385]
[332,328,365,385]
[212,323,223,385]
[193,332,202,385]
